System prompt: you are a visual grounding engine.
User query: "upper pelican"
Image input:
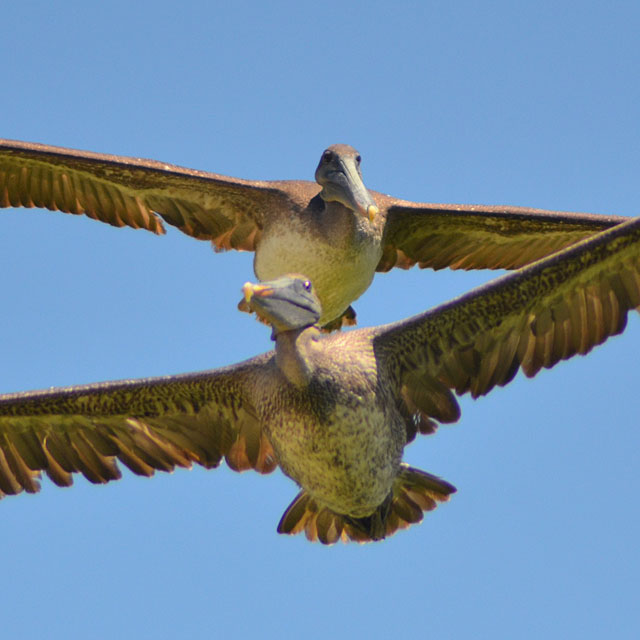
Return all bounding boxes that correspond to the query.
[0,217,639,543]
[0,139,629,328]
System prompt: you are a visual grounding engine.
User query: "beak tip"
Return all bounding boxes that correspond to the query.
[367,204,379,223]
[242,282,254,303]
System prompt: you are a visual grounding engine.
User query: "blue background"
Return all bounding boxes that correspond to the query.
[1,2,638,638]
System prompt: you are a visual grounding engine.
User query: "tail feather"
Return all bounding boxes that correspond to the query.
[277,464,456,545]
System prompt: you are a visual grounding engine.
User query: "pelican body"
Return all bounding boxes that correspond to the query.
[239,276,438,537]
[255,325,402,521]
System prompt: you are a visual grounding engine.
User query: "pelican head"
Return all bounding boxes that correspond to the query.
[314,144,378,222]
[242,274,322,335]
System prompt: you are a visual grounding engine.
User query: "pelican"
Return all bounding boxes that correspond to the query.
[0,139,629,328]
[1,217,639,543]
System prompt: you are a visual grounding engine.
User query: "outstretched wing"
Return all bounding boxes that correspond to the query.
[0,139,302,251]
[377,197,629,272]
[373,216,640,434]
[0,354,277,499]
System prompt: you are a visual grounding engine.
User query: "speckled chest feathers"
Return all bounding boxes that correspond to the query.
[251,331,405,517]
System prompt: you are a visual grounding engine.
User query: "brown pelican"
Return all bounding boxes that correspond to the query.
[0,217,638,543]
[0,139,629,328]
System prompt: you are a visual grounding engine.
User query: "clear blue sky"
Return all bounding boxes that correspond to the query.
[1,2,639,638]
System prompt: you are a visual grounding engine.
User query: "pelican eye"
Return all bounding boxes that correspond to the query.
[322,151,333,163]
[355,154,361,164]
[302,280,312,292]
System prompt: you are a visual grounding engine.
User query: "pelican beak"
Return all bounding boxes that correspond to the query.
[336,155,378,222]
[243,282,273,304]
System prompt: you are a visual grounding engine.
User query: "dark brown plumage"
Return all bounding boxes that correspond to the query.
[0,138,630,327]
[1,217,639,543]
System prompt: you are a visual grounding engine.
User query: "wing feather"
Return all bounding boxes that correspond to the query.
[373,217,640,431]
[0,354,276,499]
[378,199,630,272]
[0,139,300,251]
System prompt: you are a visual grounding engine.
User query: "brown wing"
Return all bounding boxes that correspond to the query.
[373,216,640,432]
[0,354,277,499]
[0,139,305,251]
[377,197,630,272]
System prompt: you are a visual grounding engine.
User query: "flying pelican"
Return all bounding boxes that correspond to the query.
[0,139,629,328]
[0,217,638,543]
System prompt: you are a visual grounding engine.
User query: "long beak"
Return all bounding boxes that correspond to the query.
[339,157,379,222]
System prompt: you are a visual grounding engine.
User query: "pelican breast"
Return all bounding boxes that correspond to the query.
[254,215,382,325]
[254,335,403,516]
